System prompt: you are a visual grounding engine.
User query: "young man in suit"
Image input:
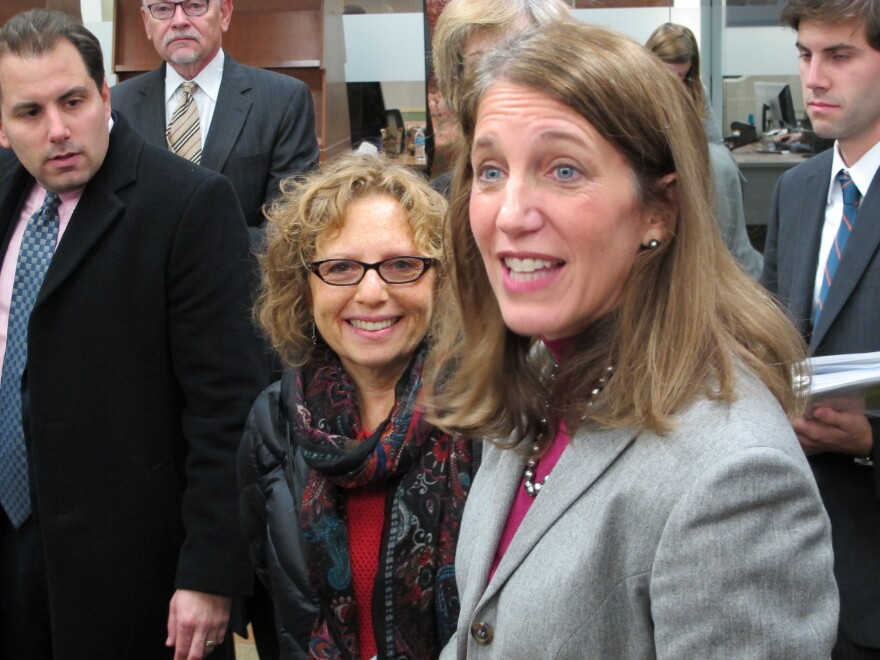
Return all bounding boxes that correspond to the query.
[763,0,880,656]
[0,9,267,659]
[111,0,319,231]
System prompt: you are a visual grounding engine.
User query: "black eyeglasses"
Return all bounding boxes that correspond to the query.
[146,0,210,20]
[307,257,434,286]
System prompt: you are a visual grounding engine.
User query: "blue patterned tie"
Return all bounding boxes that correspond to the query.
[0,191,61,528]
[814,171,861,329]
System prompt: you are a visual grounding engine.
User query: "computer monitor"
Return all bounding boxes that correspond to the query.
[754,82,798,134]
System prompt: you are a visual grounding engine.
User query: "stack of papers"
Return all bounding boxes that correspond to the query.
[803,350,880,416]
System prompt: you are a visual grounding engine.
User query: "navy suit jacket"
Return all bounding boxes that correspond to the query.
[763,147,880,648]
[0,113,268,657]
[111,53,319,229]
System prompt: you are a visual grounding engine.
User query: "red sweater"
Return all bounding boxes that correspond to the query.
[346,483,386,659]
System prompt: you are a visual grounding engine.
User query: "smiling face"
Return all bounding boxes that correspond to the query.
[0,39,111,193]
[468,82,665,340]
[141,0,232,80]
[309,194,435,388]
[797,18,880,164]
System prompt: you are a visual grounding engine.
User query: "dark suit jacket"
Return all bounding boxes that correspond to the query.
[111,53,319,229]
[0,113,268,658]
[763,148,880,649]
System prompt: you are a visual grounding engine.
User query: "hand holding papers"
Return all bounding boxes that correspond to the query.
[803,350,880,417]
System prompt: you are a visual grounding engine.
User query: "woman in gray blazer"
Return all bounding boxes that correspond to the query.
[427,22,838,659]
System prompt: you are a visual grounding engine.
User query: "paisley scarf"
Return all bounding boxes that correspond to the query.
[293,343,473,659]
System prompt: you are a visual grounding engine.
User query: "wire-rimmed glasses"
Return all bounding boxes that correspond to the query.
[146,0,210,20]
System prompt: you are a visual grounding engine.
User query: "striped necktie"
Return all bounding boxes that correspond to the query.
[0,191,61,528]
[166,81,202,163]
[814,170,861,328]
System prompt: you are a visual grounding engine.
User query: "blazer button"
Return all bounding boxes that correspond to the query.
[471,621,494,645]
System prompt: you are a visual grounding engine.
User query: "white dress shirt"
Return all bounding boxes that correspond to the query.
[164,49,224,144]
[812,139,880,319]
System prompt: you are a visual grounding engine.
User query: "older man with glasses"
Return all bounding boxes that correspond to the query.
[112,0,318,233]
[112,1,319,656]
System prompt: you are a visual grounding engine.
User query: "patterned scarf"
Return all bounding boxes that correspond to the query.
[293,343,473,659]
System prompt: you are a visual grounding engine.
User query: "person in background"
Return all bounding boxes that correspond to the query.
[429,0,575,198]
[238,153,475,659]
[112,0,319,235]
[645,23,763,277]
[708,123,764,277]
[428,21,838,658]
[113,3,318,651]
[0,9,267,659]
[646,22,724,144]
[763,0,880,656]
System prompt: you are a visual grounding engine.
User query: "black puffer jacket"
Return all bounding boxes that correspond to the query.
[238,374,317,658]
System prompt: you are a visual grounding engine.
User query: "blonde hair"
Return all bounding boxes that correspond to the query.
[427,22,806,449]
[257,152,448,367]
[645,22,707,119]
[431,0,575,116]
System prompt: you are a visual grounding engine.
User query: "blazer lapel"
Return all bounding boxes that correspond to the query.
[124,66,167,148]
[456,444,522,624]
[478,425,638,604]
[35,114,138,307]
[201,55,251,172]
[811,166,880,350]
[788,155,830,334]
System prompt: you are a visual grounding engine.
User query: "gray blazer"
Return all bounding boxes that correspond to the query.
[763,149,880,649]
[444,368,837,659]
[111,53,319,228]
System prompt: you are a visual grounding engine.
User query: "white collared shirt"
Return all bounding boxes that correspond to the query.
[812,139,880,318]
[164,49,224,145]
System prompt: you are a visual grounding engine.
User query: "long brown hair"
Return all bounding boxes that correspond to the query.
[645,22,707,119]
[427,22,806,450]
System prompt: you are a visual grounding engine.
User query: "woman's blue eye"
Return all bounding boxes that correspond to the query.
[479,166,502,181]
[555,165,577,180]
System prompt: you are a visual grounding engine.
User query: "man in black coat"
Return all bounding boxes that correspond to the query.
[0,10,267,659]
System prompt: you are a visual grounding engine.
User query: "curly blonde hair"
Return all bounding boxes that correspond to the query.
[257,152,449,367]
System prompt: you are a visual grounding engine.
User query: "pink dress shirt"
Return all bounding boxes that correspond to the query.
[0,183,80,380]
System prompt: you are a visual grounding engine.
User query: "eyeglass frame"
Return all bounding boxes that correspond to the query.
[307,256,435,286]
[145,0,211,20]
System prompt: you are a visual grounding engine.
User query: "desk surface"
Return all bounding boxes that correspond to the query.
[732,143,807,227]
[732,143,811,168]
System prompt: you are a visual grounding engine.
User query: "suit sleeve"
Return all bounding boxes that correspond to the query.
[867,419,880,499]
[263,80,319,210]
[650,446,839,658]
[166,172,270,595]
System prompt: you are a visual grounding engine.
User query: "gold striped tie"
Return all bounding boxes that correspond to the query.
[166,81,202,163]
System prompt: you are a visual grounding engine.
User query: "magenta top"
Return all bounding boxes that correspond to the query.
[489,337,571,580]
